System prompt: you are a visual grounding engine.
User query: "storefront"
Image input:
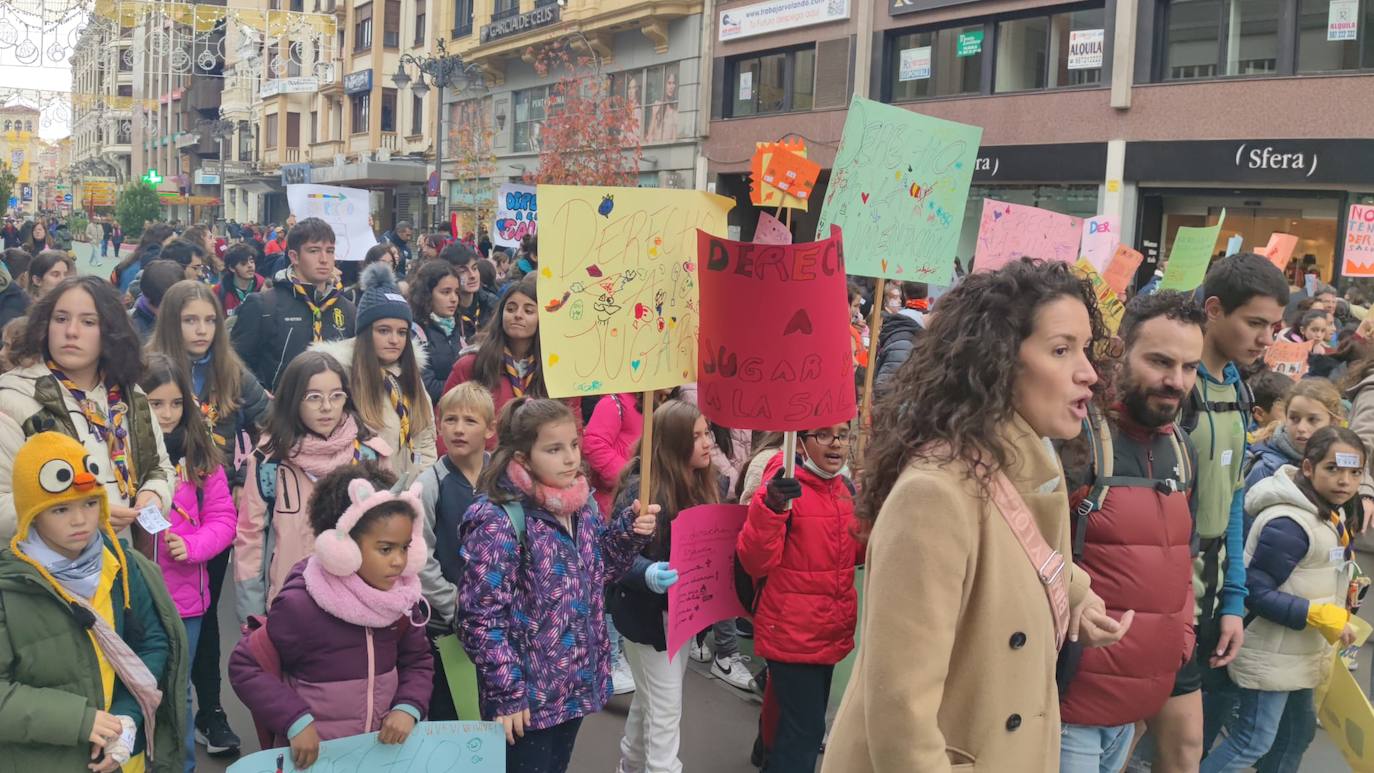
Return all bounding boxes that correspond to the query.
[1124,139,1374,285]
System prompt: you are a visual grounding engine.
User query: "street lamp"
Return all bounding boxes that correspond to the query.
[392,38,486,232]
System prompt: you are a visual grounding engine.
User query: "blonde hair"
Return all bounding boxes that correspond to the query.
[438,382,496,425]
[1256,377,1349,443]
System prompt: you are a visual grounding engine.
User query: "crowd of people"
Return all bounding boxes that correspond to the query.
[0,208,1369,773]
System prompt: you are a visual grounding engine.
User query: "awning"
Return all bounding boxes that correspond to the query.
[311,159,428,185]
[231,180,279,195]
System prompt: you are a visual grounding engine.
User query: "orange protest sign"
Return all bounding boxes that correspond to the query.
[1102,244,1144,297]
[761,149,821,204]
[749,139,811,211]
[1255,233,1299,271]
[1264,339,1315,379]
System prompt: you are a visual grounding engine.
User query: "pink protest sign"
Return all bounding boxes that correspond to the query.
[974,199,1083,273]
[667,504,751,660]
[1256,233,1299,271]
[1080,215,1119,272]
[697,226,856,431]
[754,211,793,245]
[1347,204,1374,278]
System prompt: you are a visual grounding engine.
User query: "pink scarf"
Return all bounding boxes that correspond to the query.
[293,414,364,478]
[506,462,591,517]
[302,556,426,628]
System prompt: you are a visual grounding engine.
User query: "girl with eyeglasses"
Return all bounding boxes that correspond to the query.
[736,422,863,773]
[233,351,391,623]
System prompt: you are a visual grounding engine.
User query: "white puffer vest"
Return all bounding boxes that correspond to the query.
[1229,466,1345,692]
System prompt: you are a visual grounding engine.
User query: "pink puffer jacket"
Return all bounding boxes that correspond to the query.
[150,467,237,618]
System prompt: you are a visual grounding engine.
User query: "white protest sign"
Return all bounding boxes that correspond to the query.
[287,184,379,262]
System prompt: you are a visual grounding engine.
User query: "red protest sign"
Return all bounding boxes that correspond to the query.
[1264,339,1315,379]
[697,226,856,431]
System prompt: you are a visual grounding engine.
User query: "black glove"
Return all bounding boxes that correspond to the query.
[763,473,803,514]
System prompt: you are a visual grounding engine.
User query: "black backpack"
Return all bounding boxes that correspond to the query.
[733,474,856,615]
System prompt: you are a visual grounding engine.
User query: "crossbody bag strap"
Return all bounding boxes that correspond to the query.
[988,470,1071,651]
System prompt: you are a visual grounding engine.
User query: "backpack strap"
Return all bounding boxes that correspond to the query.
[254,449,280,524]
[499,501,527,546]
[1074,409,1114,560]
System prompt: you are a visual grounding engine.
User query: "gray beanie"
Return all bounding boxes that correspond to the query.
[356,262,413,330]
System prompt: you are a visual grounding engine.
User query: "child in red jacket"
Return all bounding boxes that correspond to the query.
[737,423,863,773]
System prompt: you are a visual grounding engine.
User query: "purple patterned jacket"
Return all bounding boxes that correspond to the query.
[456,479,649,730]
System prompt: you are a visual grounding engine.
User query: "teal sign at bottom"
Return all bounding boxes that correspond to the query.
[227,721,504,773]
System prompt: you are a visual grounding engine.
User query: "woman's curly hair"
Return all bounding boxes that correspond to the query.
[857,258,1110,526]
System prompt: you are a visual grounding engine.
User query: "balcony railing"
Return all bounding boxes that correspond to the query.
[490,4,520,22]
[310,139,345,161]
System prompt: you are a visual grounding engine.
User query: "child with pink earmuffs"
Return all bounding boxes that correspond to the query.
[229,461,435,769]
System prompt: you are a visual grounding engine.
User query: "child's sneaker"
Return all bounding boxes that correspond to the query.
[711,652,756,691]
[612,651,636,695]
[689,637,712,663]
[195,707,241,755]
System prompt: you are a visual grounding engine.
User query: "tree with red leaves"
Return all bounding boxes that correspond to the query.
[523,40,643,187]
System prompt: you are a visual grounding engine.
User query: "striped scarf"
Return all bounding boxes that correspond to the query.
[47,361,135,499]
[384,372,412,451]
[289,276,344,342]
[503,349,534,397]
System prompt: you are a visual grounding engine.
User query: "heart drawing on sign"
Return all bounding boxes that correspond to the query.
[783,309,813,336]
[861,192,870,204]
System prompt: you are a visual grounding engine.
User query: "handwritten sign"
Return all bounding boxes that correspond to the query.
[227,721,504,773]
[1080,215,1119,272]
[750,139,811,210]
[1255,232,1299,271]
[536,186,733,398]
[697,227,856,431]
[1076,260,1124,336]
[1102,244,1144,297]
[667,504,751,660]
[1264,339,1315,378]
[816,95,982,285]
[761,148,821,205]
[753,211,793,245]
[491,183,537,249]
[1158,212,1226,292]
[974,199,1083,273]
[286,184,379,263]
[1345,203,1374,278]
[1319,651,1374,772]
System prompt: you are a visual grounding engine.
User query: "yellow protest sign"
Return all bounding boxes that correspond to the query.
[1075,259,1124,336]
[1320,649,1374,771]
[536,185,734,398]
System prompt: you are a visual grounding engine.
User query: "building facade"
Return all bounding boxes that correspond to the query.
[705,0,1374,285]
[70,19,134,204]
[0,104,43,217]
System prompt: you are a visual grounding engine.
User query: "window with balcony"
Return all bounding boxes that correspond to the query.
[454,0,474,36]
[381,88,398,132]
[265,114,278,148]
[384,0,401,48]
[996,8,1105,92]
[513,85,549,152]
[1162,0,1280,79]
[415,0,426,45]
[727,47,815,117]
[354,3,373,51]
[1298,0,1374,71]
[351,92,370,133]
[411,94,424,135]
[492,0,519,22]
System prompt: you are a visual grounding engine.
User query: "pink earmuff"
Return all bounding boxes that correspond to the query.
[315,479,427,577]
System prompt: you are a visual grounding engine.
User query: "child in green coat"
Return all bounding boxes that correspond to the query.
[0,431,187,772]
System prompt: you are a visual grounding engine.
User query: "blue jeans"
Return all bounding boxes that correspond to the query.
[1254,689,1317,773]
[182,616,203,773]
[1060,723,1135,773]
[1200,688,1289,772]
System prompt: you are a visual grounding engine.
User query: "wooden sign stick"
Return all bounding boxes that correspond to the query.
[856,277,887,461]
[637,390,657,512]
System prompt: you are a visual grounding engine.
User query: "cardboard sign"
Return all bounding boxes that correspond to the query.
[1158,212,1226,292]
[974,199,1083,273]
[1255,232,1299,271]
[666,504,753,661]
[1345,203,1374,278]
[753,211,793,245]
[1102,244,1145,297]
[1264,338,1315,378]
[750,139,811,211]
[227,721,504,772]
[286,184,379,262]
[491,183,537,249]
[816,96,982,285]
[1226,234,1244,255]
[1319,651,1374,771]
[1076,260,1124,335]
[761,148,821,204]
[536,185,734,397]
[697,227,856,431]
[1080,215,1119,272]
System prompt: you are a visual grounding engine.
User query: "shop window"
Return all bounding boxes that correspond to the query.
[351,92,370,134]
[381,88,397,132]
[1163,0,1280,80]
[513,85,548,152]
[1298,0,1374,71]
[727,47,815,117]
[890,26,982,101]
[611,63,682,142]
[997,10,1105,92]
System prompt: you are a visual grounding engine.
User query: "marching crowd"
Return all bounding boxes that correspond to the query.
[0,211,1368,773]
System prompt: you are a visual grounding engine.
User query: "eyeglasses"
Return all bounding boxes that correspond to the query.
[302,390,348,408]
[807,431,853,447]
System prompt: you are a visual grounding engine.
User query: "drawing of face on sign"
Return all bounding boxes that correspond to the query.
[762,149,821,203]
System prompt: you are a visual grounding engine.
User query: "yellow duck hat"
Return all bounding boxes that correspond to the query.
[9,432,130,608]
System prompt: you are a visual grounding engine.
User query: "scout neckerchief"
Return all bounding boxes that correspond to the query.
[383,372,412,451]
[460,301,483,341]
[196,398,228,447]
[503,348,534,397]
[289,275,344,342]
[47,361,135,498]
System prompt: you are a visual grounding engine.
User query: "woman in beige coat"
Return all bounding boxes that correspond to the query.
[824,259,1133,773]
